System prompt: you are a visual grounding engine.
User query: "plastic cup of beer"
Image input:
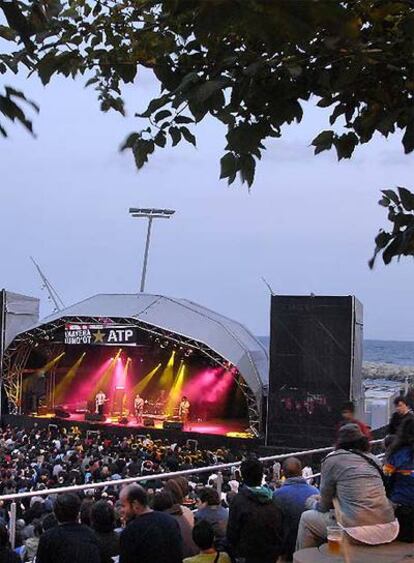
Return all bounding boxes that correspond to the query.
[327,525,343,556]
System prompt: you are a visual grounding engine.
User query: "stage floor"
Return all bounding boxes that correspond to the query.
[33,413,251,439]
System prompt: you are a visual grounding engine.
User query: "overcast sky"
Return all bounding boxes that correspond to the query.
[1,69,414,340]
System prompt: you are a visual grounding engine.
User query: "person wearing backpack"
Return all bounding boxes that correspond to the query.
[226,458,283,563]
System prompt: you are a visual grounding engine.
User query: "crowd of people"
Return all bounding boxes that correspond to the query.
[0,394,412,562]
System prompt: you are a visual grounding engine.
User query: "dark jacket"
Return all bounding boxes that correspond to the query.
[273,477,319,560]
[120,511,182,563]
[94,530,120,563]
[226,485,283,563]
[36,522,101,563]
[0,547,21,563]
[384,445,414,506]
[388,411,414,436]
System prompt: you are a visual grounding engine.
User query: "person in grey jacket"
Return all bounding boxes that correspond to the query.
[296,423,398,550]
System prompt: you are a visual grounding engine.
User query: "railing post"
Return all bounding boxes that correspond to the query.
[9,501,17,549]
[216,471,223,497]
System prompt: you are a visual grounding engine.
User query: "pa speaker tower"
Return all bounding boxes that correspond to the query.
[266,295,363,448]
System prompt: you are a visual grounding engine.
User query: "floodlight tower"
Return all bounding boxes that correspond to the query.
[129,208,175,293]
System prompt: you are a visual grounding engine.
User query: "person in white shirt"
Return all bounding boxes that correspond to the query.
[302,465,314,485]
[95,390,107,415]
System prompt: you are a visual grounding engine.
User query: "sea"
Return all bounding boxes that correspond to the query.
[258,338,414,366]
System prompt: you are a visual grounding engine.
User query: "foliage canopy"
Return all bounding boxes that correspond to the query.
[1,0,414,264]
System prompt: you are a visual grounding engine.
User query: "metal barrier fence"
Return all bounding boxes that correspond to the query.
[0,439,384,549]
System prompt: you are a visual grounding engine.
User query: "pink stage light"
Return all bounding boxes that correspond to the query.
[64,357,113,405]
[182,367,235,417]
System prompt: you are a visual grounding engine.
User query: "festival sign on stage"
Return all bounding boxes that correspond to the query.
[64,324,138,346]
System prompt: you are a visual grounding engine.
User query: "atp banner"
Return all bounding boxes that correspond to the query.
[64,324,138,346]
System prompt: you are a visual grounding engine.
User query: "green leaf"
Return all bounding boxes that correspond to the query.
[154,131,167,147]
[175,115,194,124]
[0,25,17,41]
[239,154,256,187]
[85,76,98,88]
[402,122,414,154]
[398,187,414,211]
[180,126,196,146]
[193,80,226,104]
[137,95,170,118]
[154,109,172,123]
[220,153,237,180]
[132,139,154,169]
[114,63,137,84]
[120,133,140,151]
[333,132,359,160]
[92,2,102,16]
[311,130,334,155]
[169,127,181,146]
[382,189,400,205]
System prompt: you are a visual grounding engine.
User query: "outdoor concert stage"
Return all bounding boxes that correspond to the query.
[3,294,268,441]
[4,413,259,450]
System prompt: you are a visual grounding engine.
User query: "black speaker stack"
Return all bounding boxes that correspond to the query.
[267,295,363,448]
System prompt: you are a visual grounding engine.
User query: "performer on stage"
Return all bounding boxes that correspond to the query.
[154,389,167,415]
[178,396,190,425]
[134,393,145,425]
[95,390,107,415]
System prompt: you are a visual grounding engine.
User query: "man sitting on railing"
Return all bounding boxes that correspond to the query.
[296,424,399,550]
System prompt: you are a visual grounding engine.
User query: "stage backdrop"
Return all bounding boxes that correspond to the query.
[266,295,363,448]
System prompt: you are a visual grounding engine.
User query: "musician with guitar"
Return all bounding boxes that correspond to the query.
[95,390,107,415]
[179,395,191,426]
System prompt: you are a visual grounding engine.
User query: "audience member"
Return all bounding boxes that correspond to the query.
[36,493,100,563]
[90,500,120,563]
[273,457,319,561]
[388,396,414,436]
[153,489,198,558]
[384,416,414,542]
[0,523,20,563]
[184,520,231,563]
[24,518,42,561]
[338,401,372,440]
[296,424,398,550]
[165,477,195,527]
[119,484,182,563]
[227,458,283,563]
[195,488,228,549]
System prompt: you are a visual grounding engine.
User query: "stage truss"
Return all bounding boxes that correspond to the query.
[2,316,262,436]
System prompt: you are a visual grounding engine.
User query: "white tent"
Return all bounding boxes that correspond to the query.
[39,293,269,405]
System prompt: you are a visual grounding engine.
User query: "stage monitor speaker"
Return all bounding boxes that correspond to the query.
[54,407,70,418]
[267,295,363,448]
[85,412,106,422]
[118,416,129,425]
[143,417,155,427]
[163,420,184,431]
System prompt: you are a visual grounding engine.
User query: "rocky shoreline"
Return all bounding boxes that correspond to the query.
[363,361,414,381]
